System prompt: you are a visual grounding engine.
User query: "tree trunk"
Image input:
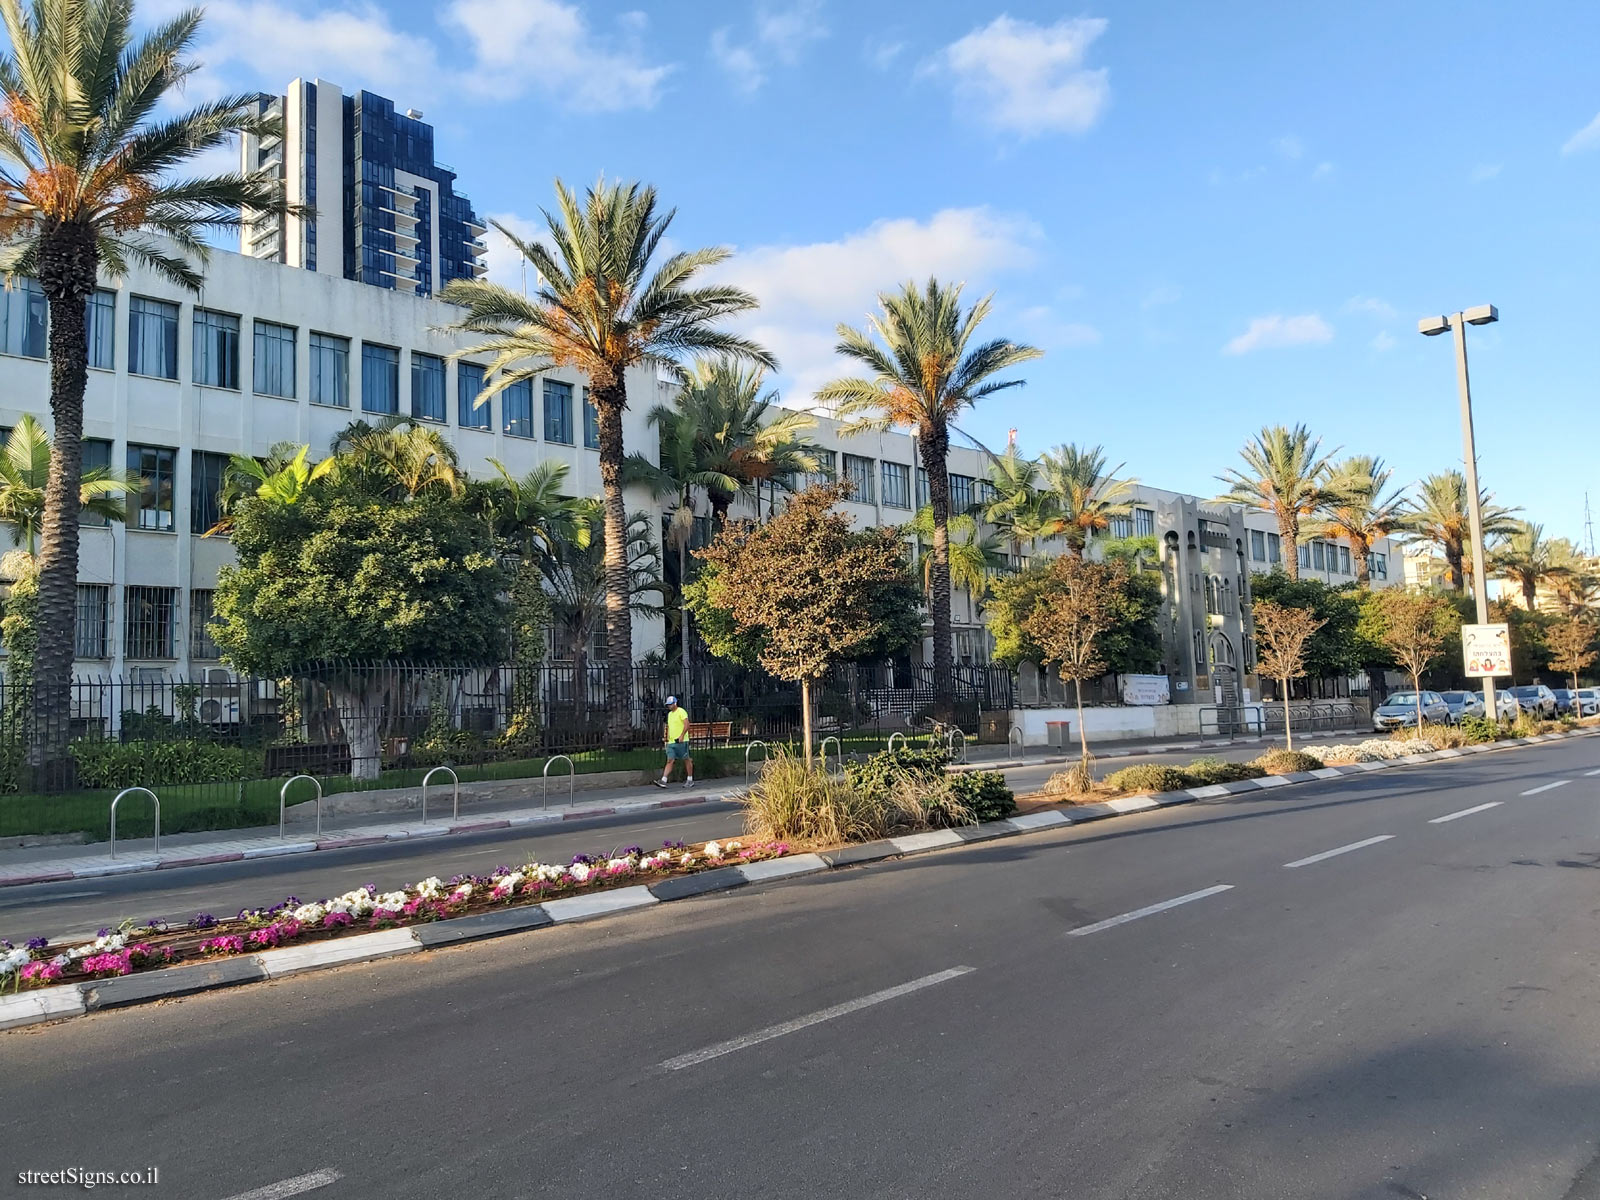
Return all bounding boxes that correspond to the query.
[572,631,590,736]
[1074,675,1089,762]
[920,423,955,717]
[33,220,99,781]
[710,489,733,529]
[1523,578,1537,611]
[1281,676,1293,751]
[330,683,382,781]
[1413,671,1424,731]
[1445,540,1465,591]
[1352,539,1371,588]
[592,379,635,746]
[679,539,690,673]
[1277,512,1300,580]
[801,675,814,769]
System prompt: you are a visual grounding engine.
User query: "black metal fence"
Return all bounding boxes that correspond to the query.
[1200,700,1367,739]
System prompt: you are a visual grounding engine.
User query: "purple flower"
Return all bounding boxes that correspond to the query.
[97,927,110,938]
[25,936,48,950]
[189,913,217,930]
[0,939,11,950]
[619,845,644,858]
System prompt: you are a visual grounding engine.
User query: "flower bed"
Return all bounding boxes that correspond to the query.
[1304,737,1439,764]
[1,837,786,992]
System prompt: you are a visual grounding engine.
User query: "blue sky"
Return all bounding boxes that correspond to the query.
[171,0,1600,539]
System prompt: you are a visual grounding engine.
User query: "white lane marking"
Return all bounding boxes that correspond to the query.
[220,1169,343,1200]
[1066,884,1234,938]
[1521,780,1572,796]
[1283,835,1395,869]
[1429,801,1503,824]
[660,967,975,1070]
[1585,768,1600,777]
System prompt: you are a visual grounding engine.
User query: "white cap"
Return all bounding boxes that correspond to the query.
[666,695,677,706]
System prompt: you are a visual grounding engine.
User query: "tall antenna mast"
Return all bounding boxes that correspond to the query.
[1584,491,1595,558]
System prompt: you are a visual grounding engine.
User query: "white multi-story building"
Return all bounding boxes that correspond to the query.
[0,248,669,681]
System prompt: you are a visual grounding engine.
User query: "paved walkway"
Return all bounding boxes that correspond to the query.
[0,726,1359,888]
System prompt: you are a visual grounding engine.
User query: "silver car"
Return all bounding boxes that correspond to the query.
[1505,684,1558,719]
[1373,690,1451,730]
[1438,690,1485,723]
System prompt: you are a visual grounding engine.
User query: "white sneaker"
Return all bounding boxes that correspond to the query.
[683,778,695,788]
[653,778,668,789]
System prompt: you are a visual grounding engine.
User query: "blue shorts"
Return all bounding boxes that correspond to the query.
[665,740,691,761]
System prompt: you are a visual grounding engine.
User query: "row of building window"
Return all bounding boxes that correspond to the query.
[799,452,999,514]
[1106,509,1158,539]
[1245,528,1388,579]
[0,280,602,447]
[68,584,220,661]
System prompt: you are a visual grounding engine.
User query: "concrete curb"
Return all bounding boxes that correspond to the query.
[4,727,1595,1033]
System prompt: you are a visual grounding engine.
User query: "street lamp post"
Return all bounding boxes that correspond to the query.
[1420,304,1499,718]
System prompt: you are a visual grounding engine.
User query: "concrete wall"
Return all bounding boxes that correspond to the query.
[1010,703,1266,747]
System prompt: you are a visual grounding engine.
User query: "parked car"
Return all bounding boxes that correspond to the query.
[1481,689,1519,721]
[1505,684,1558,719]
[1553,688,1580,716]
[1438,690,1485,723]
[1575,688,1600,718]
[1373,690,1451,731]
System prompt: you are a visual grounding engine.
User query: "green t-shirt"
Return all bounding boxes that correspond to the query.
[666,708,689,743]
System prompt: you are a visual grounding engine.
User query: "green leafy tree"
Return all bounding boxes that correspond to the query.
[1402,470,1519,592]
[1368,590,1460,727]
[213,489,507,778]
[1036,443,1136,557]
[695,483,912,765]
[0,415,126,552]
[983,446,1051,559]
[1309,455,1408,587]
[987,558,1161,674]
[1546,615,1598,696]
[905,505,1007,599]
[1249,574,1366,679]
[470,458,590,563]
[1218,425,1336,580]
[0,0,288,757]
[330,418,463,501]
[817,278,1040,712]
[443,179,773,745]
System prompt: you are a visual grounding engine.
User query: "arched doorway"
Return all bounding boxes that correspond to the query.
[1209,632,1239,705]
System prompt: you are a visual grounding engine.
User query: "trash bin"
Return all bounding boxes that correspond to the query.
[1046,720,1070,748]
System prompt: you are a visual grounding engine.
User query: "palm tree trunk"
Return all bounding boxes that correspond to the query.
[1445,541,1465,591]
[679,539,690,673]
[1352,539,1371,588]
[33,221,99,781]
[1523,578,1537,611]
[710,489,732,529]
[592,380,635,747]
[1278,512,1300,580]
[920,424,955,717]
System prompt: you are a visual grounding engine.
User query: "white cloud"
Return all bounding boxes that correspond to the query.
[710,1,829,92]
[1274,135,1304,161]
[932,15,1110,138]
[1312,161,1334,180]
[1470,162,1503,182]
[448,0,674,112]
[1561,112,1600,155]
[1370,331,1396,352]
[710,29,765,92]
[713,207,1043,402]
[479,211,547,290]
[176,0,441,100]
[1222,314,1334,355]
[1343,295,1397,320]
[866,38,905,71]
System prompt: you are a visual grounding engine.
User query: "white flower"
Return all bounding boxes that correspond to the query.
[606,857,635,872]
[291,903,327,924]
[375,891,408,911]
[725,840,742,852]
[0,947,30,977]
[415,876,445,899]
[569,863,591,882]
[704,841,722,859]
[534,864,566,882]
[492,872,524,896]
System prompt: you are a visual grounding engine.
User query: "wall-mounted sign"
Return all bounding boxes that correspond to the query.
[1461,623,1511,678]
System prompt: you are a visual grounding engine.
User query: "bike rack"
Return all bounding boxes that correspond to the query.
[886,731,908,753]
[543,754,574,801]
[421,766,460,824]
[279,774,324,839]
[744,739,770,784]
[947,728,968,763]
[1007,723,1025,760]
[109,787,160,860]
[819,735,842,773]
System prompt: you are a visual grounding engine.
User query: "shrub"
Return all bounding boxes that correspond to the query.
[1103,763,1189,794]
[1252,748,1323,775]
[1179,757,1266,786]
[744,748,923,843]
[1456,715,1500,744]
[70,739,256,788]
[1510,712,1545,739]
[945,770,1016,823]
[844,746,951,804]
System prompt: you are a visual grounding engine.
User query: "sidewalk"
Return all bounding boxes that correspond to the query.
[0,726,1356,888]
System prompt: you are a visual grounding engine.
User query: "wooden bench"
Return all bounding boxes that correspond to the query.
[265,742,352,777]
[686,721,733,746]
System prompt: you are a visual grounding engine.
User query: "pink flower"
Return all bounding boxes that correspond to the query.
[20,961,63,985]
[200,935,246,955]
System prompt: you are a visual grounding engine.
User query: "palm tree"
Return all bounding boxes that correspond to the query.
[1036,443,1136,557]
[1403,470,1519,591]
[0,415,126,552]
[443,180,772,744]
[816,279,1040,707]
[624,402,732,670]
[540,499,662,728]
[0,0,286,757]
[475,459,589,564]
[676,359,819,526]
[983,447,1051,561]
[1492,520,1567,611]
[1548,539,1600,614]
[1307,454,1408,586]
[906,506,1007,599]
[330,419,462,500]
[1217,425,1336,580]
[206,443,330,535]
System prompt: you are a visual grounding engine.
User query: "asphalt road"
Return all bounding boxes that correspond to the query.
[7,735,1600,1199]
[0,739,1285,945]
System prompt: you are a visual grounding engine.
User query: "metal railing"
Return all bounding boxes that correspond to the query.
[279,774,323,839]
[109,787,159,859]
[819,735,841,774]
[744,740,769,784]
[542,754,574,800]
[421,765,459,823]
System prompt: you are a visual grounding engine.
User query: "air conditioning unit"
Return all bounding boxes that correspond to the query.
[199,668,242,725]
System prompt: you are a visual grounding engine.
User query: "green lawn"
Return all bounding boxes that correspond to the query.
[0,732,922,842]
